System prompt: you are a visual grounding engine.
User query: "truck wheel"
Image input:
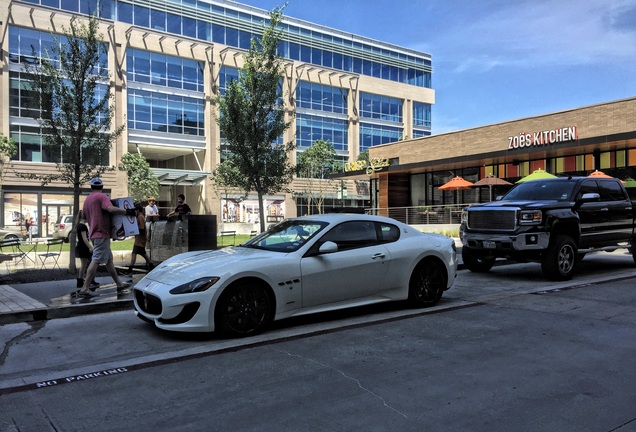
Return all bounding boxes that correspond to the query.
[541,235,577,281]
[462,247,496,273]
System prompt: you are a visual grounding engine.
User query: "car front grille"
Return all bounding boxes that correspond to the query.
[134,289,162,315]
[467,209,517,231]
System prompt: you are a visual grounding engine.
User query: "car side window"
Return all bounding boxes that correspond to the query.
[378,222,400,243]
[320,221,378,251]
[578,180,600,200]
[598,180,626,201]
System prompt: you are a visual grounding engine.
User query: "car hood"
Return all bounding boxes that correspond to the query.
[473,200,566,209]
[144,246,278,283]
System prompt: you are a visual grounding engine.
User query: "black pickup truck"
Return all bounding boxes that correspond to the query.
[460,176,636,280]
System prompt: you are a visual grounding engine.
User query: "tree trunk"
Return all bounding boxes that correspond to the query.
[257,191,266,233]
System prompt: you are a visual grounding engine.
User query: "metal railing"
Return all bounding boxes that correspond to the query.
[365,204,470,225]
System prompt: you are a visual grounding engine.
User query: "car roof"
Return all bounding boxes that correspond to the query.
[291,213,402,225]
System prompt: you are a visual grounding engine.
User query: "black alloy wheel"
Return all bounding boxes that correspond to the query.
[215,282,273,337]
[408,260,446,307]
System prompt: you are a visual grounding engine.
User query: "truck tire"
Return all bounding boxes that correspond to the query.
[541,235,577,281]
[462,247,496,273]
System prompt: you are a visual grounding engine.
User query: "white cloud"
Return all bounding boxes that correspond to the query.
[416,0,636,73]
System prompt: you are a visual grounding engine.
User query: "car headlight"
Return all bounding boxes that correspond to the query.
[169,277,220,294]
[519,210,542,225]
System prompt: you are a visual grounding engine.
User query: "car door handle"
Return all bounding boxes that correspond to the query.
[600,208,609,211]
[372,253,385,259]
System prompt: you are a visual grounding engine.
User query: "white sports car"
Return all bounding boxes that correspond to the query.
[133,213,458,337]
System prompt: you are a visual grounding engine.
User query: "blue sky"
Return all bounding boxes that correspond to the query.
[241,0,636,134]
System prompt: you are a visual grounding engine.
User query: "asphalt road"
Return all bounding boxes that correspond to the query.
[1,251,636,432]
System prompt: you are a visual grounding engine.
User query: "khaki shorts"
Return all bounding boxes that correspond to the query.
[91,238,113,265]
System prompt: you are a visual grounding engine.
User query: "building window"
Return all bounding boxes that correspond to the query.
[127,49,204,92]
[296,81,347,114]
[127,89,204,136]
[360,93,402,123]
[359,123,402,152]
[413,102,431,128]
[296,114,348,153]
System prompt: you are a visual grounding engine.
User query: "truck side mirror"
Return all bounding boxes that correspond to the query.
[573,192,600,211]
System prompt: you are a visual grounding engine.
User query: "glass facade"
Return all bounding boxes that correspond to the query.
[127,49,204,92]
[413,101,432,138]
[24,0,432,89]
[127,90,205,135]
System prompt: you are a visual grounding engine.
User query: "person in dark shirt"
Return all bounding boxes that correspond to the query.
[167,194,191,217]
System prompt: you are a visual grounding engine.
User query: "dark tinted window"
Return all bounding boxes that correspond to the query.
[321,221,377,251]
[598,180,626,201]
[378,223,400,243]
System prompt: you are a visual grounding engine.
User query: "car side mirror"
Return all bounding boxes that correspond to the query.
[579,192,600,201]
[318,241,338,254]
[573,192,600,211]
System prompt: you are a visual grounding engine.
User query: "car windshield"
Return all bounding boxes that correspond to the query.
[503,180,576,201]
[241,219,328,252]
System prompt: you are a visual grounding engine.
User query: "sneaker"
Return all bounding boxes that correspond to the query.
[89,280,100,291]
[78,291,96,298]
[117,282,132,293]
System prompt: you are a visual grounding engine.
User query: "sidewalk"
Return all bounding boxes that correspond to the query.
[0,249,144,325]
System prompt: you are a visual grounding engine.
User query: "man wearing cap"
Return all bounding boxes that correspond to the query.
[77,177,136,297]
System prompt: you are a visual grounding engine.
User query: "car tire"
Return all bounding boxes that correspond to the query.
[541,235,577,281]
[407,259,446,307]
[462,247,496,273]
[215,281,273,337]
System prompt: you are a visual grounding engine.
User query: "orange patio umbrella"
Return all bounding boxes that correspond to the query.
[438,176,474,203]
[588,170,613,178]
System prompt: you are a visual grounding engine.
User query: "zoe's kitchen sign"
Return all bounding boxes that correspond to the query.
[508,126,577,150]
[345,157,390,175]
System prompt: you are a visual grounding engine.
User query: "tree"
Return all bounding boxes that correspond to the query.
[296,140,337,214]
[119,153,160,203]
[357,149,369,163]
[0,134,17,191]
[213,6,294,232]
[20,14,124,272]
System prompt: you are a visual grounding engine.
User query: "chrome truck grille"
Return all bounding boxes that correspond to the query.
[467,208,517,231]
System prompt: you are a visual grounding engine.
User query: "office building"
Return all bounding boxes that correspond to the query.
[1,0,434,236]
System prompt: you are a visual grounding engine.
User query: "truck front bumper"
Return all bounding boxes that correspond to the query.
[461,231,551,252]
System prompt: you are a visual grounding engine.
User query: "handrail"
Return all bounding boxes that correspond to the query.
[365,204,472,224]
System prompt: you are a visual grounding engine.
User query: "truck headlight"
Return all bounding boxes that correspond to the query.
[519,210,542,225]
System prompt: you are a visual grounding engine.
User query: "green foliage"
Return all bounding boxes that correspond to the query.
[20,14,124,188]
[213,6,294,231]
[0,134,17,190]
[212,159,246,199]
[357,149,369,162]
[119,153,160,202]
[297,139,337,179]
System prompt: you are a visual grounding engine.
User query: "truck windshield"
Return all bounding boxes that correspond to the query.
[503,180,575,201]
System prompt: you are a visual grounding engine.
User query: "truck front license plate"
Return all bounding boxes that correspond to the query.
[483,241,496,249]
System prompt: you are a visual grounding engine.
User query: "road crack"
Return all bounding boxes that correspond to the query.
[270,347,408,418]
[0,321,46,367]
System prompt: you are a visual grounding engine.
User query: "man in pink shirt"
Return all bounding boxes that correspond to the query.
[77,177,136,297]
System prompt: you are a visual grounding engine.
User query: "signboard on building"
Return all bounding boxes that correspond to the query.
[508,126,577,150]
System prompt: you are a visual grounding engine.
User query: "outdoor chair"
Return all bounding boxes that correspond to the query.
[0,238,25,271]
[38,238,64,270]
